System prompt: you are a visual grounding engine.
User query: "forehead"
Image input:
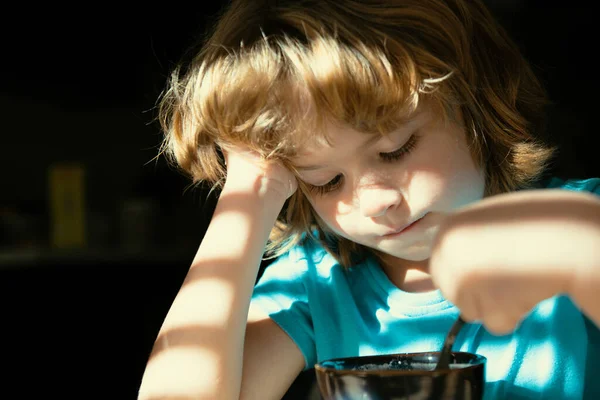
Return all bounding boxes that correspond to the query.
[292,122,372,160]
[273,79,433,161]
[291,102,432,158]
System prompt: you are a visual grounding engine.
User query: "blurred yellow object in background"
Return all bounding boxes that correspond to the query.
[48,163,86,249]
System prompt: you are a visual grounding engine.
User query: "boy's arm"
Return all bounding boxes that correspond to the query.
[239,305,305,400]
[430,189,600,334]
[138,151,301,400]
[566,191,600,328]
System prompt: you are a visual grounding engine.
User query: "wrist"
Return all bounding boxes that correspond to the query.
[203,177,288,260]
[223,173,292,206]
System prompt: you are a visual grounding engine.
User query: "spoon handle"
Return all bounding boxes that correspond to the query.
[435,315,467,371]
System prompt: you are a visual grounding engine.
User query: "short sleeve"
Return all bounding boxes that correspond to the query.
[251,248,317,369]
[545,177,600,195]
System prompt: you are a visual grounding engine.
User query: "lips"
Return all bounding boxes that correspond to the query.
[382,214,426,236]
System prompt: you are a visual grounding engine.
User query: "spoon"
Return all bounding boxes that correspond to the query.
[434,315,467,371]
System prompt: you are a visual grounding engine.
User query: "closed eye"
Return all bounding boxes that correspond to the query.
[305,134,420,196]
[306,174,343,196]
[379,134,419,162]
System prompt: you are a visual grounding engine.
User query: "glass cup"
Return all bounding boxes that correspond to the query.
[315,351,486,400]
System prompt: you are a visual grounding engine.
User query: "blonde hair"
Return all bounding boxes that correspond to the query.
[158,0,555,267]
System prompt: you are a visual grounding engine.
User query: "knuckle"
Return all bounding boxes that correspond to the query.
[484,314,517,336]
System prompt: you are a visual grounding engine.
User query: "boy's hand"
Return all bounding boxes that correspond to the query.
[221,145,297,201]
[429,189,599,335]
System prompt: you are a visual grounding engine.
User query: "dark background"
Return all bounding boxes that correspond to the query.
[0,1,598,399]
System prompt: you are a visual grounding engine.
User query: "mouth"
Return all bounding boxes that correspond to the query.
[382,214,427,237]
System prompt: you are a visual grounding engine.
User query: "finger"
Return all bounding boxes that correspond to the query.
[286,178,298,199]
[456,291,483,324]
[483,313,521,336]
[478,293,523,336]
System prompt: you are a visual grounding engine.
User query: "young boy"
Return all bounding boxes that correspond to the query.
[138,0,600,398]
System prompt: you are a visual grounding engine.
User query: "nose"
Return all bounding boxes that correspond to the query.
[358,186,403,218]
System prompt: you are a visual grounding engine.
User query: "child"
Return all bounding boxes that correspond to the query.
[138,0,600,398]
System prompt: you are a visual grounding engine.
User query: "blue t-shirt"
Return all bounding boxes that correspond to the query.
[251,177,600,399]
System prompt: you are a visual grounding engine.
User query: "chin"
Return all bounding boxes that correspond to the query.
[379,244,432,261]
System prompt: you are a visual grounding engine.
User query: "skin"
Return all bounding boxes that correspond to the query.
[138,153,304,400]
[429,188,600,334]
[294,103,485,289]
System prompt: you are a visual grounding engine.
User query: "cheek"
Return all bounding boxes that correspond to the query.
[409,135,484,209]
[447,138,485,204]
[307,197,350,235]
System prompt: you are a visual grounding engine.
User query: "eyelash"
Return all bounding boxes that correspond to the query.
[379,133,419,163]
[307,134,420,196]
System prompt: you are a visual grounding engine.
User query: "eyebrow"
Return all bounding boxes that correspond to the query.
[295,134,382,171]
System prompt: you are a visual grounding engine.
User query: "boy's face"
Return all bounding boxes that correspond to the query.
[292,102,485,262]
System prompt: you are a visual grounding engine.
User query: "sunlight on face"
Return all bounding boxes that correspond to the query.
[293,103,485,262]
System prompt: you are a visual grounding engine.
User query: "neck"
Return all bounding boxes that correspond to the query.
[379,255,436,293]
